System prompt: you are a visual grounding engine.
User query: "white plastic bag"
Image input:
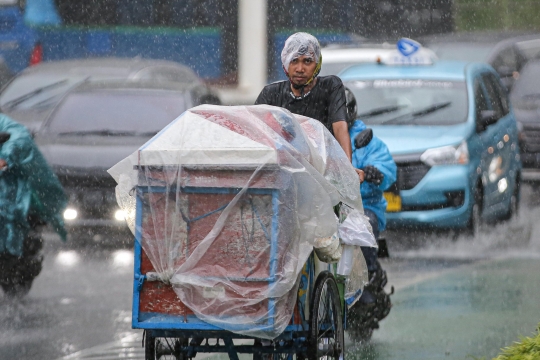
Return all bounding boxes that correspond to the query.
[338,209,377,248]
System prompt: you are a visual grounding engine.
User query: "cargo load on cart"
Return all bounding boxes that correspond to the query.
[108,105,376,340]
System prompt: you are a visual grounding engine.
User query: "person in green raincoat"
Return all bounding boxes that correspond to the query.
[0,114,67,257]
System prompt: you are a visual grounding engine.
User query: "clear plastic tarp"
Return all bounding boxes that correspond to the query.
[108,105,374,339]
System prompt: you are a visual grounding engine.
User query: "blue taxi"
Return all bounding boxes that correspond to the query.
[340,39,522,233]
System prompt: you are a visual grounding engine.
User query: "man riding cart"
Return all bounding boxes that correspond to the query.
[109,104,378,358]
[257,32,393,340]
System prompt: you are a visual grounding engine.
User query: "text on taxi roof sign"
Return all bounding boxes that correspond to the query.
[382,38,434,65]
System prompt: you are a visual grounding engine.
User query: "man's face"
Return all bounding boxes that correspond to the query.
[287,55,317,86]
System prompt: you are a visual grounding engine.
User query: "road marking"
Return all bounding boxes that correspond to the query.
[58,333,142,359]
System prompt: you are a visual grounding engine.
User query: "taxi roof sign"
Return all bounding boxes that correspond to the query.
[381,38,435,66]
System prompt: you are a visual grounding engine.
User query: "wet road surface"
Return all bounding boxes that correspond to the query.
[352,258,540,360]
[0,245,136,360]
[0,185,539,360]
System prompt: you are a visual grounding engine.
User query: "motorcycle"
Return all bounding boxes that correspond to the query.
[346,127,395,342]
[0,120,66,298]
[0,132,44,297]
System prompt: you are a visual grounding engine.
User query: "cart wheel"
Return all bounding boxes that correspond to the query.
[145,335,189,360]
[308,272,344,360]
[144,331,156,360]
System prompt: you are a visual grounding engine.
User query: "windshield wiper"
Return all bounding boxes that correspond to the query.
[2,80,69,111]
[380,102,452,125]
[57,130,158,136]
[356,105,406,119]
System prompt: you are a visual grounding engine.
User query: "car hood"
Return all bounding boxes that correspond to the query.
[4,107,53,135]
[372,124,470,155]
[36,134,150,176]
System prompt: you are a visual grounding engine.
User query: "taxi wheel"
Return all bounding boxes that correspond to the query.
[466,185,483,237]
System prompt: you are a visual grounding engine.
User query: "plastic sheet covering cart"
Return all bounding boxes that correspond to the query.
[108,105,375,360]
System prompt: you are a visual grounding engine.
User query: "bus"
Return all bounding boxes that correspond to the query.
[0,0,236,81]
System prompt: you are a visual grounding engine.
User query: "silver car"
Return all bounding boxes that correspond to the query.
[0,57,220,134]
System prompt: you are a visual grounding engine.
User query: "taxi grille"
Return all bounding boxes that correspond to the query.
[521,126,540,153]
[396,161,431,190]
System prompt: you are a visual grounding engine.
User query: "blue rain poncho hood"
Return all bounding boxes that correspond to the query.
[350,120,397,231]
[0,115,67,256]
[281,32,322,86]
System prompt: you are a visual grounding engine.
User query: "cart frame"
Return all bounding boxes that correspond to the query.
[132,181,346,360]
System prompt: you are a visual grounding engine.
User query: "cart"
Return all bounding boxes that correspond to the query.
[108,105,370,360]
[132,164,347,360]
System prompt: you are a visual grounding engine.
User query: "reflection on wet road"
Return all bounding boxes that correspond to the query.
[0,245,136,360]
[0,185,539,360]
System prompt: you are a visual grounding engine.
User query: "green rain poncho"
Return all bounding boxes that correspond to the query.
[0,114,67,256]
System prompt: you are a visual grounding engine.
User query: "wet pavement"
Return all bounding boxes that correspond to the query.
[0,245,136,360]
[352,258,540,360]
[0,185,539,360]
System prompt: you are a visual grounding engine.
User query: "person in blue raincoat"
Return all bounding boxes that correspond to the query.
[0,115,67,257]
[346,88,396,335]
[350,122,397,243]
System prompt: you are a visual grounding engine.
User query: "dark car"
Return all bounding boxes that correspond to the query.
[0,58,219,134]
[421,32,540,90]
[34,80,220,243]
[510,60,540,183]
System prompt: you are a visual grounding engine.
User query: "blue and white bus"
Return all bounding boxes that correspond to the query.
[0,0,232,80]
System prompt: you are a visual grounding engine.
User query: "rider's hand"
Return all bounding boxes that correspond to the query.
[0,159,7,171]
[355,168,365,183]
[363,165,384,185]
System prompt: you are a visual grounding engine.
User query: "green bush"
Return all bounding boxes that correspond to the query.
[492,325,540,360]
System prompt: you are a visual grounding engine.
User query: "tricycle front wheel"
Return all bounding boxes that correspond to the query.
[308,271,344,360]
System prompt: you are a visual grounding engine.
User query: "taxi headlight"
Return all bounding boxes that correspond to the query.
[420,141,469,166]
[63,208,78,220]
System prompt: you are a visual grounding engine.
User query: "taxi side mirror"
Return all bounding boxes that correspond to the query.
[0,132,10,145]
[354,128,373,149]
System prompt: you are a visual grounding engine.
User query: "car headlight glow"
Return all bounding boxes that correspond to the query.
[420,141,469,166]
[63,208,78,220]
[115,209,126,221]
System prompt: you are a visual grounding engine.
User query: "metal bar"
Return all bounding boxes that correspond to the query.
[140,185,273,195]
[223,337,240,360]
[266,190,280,327]
[146,329,307,339]
[143,274,275,282]
[132,191,144,328]
[135,164,281,171]
[184,344,306,354]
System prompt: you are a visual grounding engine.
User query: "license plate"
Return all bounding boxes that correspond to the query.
[384,192,402,212]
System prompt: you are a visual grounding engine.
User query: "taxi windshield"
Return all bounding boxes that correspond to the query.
[345,79,468,126]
